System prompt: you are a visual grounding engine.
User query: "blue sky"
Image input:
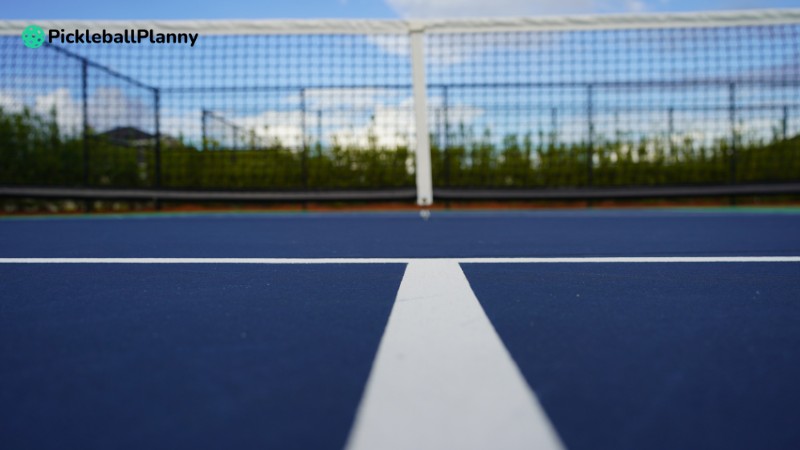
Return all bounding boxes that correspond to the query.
[3,0,798,20]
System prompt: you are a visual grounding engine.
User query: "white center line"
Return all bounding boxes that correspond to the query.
[344,260,564,450]
[0,256,799,264]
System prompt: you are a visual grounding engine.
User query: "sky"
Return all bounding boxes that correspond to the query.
[2,0,799,20]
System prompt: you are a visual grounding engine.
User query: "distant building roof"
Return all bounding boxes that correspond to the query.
[99,127,154,142]
[98,127,179,148]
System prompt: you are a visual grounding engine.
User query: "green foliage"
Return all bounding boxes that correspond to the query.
[0,107,415,190]
[1,107,798,191]
[0,107,81,186]
[431,124,800,188]
[159,141,413,190]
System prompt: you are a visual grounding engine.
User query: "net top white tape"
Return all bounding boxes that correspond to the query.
[1,9,800,36]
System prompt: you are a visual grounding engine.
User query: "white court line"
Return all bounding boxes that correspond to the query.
[0,256,799,264]
[345,260,564,450]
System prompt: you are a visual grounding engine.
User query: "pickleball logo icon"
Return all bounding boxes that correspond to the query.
[22,25,45,49]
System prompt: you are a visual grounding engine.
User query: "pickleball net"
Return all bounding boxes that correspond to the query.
[0,10,798,204]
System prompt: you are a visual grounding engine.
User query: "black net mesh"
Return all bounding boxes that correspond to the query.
[426,24,800,188]
[1,32,415,191]
[1,20,799,196]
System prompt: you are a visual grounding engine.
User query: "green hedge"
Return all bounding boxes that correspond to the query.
[1,107,798,190]
[430,130,800,187]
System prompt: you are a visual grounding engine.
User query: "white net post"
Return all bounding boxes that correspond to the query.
[410,26,433,207]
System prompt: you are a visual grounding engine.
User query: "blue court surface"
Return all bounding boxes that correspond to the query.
[1,209,799,450]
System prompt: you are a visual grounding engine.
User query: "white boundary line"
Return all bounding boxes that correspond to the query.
[345,260,564,450]
[1,10,799,36]
[0,257,799,264]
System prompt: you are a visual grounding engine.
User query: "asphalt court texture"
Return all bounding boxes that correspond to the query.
[1,210,799,450]
[3,210,800,257]
[464,262,800,450]
[1,264,404,450]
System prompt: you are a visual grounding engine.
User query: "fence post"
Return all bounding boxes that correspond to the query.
[729,83,736,184]
[154,88,162,190]
[81,60,89,187]
[443,85,450,187]
[201,109,207,151]
[300,87,308,189]
[587,84,594,186]
[667,106,674,152]
[783,105,789,140]
[232,121,238,151]
[410,26,433,206]
[317,110,323,153]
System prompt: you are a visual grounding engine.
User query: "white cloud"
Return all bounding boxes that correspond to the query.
[88,87,151,132]
[195,93,484,150]
[329,97,414,148]
[383,0,796,18]
[32,88,82,135]
[237,111,304,148]
[0,88,81,134]
[0,91,24,114]
[384,0,645,18]
[330,96,485,148]
[1,87,153,137]
[625,0,646,12]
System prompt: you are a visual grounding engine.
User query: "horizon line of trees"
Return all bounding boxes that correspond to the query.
[1,106,798,190]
